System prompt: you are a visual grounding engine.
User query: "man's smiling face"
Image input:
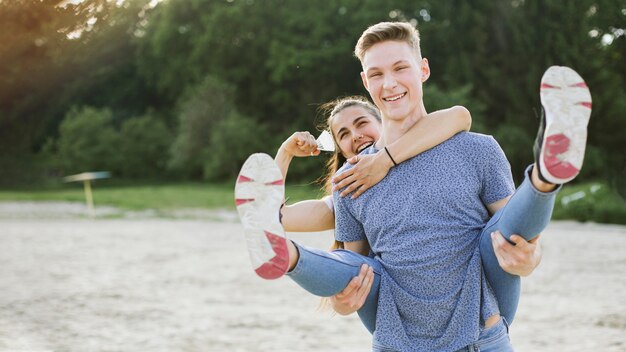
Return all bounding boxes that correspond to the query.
[360,40,430,123]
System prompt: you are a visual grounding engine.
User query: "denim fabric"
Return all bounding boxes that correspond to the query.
[286,247,382,333]
[456,318,514,352]
[373,319,512,352]
[480,165,559,324]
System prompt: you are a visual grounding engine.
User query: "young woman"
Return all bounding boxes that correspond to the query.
[236,94,557,332]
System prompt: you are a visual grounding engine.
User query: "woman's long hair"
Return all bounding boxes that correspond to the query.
[318,95,381,251]
[316,96,380,310]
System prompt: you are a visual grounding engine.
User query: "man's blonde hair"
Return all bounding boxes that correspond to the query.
[354,22,422,61]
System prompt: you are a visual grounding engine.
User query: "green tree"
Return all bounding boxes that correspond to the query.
[203,112,269,181]
[0,0,146,152]
[0,0,153,184]
[0,0,89,160]
[118,114,172,179]
[135,0,214,106]
[168,76,242,178]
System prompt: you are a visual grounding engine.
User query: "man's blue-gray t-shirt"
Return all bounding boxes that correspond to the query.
[333,132,515,352]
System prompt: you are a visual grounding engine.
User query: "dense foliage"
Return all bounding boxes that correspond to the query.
[1,0,624,196]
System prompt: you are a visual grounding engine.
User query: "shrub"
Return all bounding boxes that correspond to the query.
[168,76,236,178]
[203,112,270,181]
[424,84,488,132]
[118,115,172,178]
[492,124,534,183]
[576,145,610,182]
[56,106,121,174]
[553,182,626,225]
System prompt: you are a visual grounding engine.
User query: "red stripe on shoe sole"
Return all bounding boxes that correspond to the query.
[576,102,592,109]
[545,134,570,156]
[570,82,588,88]
[235,198,255,206]
[541,83,560,89]
[254,231,289,280]
[543,134,580,180]
[265,179,284,186]
[543,159,580,179]
[237,175,254,183]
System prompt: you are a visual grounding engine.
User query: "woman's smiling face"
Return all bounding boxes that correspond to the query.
[330,105,381,159]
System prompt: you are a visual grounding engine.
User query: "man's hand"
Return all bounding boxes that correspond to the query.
[491,231,543,277]
[330,264,374,315]
[332,152,393,199]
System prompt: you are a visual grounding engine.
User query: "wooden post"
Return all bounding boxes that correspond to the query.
[84,179,95,218]
[63,171,110,218]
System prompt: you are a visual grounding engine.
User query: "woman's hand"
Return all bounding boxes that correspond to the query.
[275,131,320,182]
[280,131,320,158]
[332,151,393,198]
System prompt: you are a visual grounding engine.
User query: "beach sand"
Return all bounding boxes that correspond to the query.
[0,203,624,351]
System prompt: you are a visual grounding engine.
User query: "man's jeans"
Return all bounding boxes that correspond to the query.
[459,318,513,352]
[371,318,513,352]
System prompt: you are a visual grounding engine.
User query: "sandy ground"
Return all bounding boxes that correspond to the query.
[0,202,625,352]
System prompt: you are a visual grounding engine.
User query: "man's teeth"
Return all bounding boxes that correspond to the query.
[383,93,406,102]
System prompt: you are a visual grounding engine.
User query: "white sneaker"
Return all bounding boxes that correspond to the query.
[234,153,289,279]
[537,66,592,184]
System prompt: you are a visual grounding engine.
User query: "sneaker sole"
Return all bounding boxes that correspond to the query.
[234,153,289,280]
[539,66,592,184]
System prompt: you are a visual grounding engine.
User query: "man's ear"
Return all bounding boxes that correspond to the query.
[421,58,431,83]
[360,71,369,91]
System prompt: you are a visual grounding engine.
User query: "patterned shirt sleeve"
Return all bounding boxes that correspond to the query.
[479,136,516,205]
[333,189,367,243]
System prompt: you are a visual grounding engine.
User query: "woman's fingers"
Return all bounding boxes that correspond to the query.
[341,179,364,197]
[334,170,370,197]
[351,182,370,199]
[334,154,388,198]
[332,169,354,191]
[289,132,319,156]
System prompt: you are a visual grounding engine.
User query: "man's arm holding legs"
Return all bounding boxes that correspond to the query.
[486,196,543,276]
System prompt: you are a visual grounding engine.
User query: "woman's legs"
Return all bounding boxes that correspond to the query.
[480,65,592,324]
[286,178,558,333]
[479,165,559,324]
[286,242,383,333]
[235,152,382,333]
[289,169,552,334]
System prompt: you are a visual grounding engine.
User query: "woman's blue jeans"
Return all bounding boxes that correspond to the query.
[286,165,558,333]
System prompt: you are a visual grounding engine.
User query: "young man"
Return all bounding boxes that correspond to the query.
[235,22,591,351]
[327,22,590,351]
